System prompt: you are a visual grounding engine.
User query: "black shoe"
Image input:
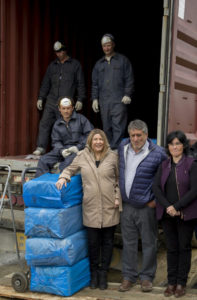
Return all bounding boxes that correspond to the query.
[90,270,98,289]
[99,270,108,290]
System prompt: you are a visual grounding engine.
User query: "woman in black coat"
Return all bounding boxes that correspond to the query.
[153,131,197,298]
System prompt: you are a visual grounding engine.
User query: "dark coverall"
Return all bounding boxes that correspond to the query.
[36,111,93,177]
[37,57,86,150]
[91,53,134,149]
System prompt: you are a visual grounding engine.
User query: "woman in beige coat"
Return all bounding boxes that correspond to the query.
[56,129,122,290]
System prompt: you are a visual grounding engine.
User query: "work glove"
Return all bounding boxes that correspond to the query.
[62,146,79,158]
[67,146,79,154]
[92,99,99,113]
[121,96,132,105]
[75,101,83,111]
[37,99,43,110]
[62,149,71,158]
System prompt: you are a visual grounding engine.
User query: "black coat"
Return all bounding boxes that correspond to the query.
[39,57,86,103]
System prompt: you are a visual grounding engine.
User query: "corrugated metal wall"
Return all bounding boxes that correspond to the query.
[0,0,48,155]
[0,1,163,156]
[168,0,197,141]
[0,0,94,156]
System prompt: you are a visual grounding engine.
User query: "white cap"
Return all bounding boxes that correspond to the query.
[53,41,66,52]
[60,98,72,107]
[101,34,114,45]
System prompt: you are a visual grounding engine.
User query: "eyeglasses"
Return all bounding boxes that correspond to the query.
[168,142,182,147]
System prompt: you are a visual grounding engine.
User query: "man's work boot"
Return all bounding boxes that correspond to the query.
[119,279,133,292]
[33,147,46,156]
[141,280,153,292]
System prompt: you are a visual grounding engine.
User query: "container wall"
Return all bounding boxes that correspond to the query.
[168,0,197,142]
[0,0,48,155]
[0,0,102,156]
[0,1,163,155]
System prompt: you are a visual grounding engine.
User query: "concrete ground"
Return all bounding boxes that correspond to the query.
[1,250,197,299]
[0,265,197,300]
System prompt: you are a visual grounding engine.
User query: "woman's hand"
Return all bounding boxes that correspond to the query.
[115,199,119,208]
[166,205,180,217]
[56,178,67,190]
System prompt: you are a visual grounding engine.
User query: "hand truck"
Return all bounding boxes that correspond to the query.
[11,167,43,292]
[0,164,29,292]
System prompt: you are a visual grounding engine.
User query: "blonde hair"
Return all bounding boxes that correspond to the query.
[86,129,110,159]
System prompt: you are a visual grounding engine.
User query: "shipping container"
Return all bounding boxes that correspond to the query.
[157,0,197,145]
[0,0,196,158]
[0,0,196,157]
[0,0,197,197]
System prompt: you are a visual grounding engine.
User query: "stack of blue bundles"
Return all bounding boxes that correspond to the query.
[23,173,90,296]
[23,173,83,208]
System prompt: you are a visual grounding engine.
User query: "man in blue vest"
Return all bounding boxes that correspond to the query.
[118,119,166,293]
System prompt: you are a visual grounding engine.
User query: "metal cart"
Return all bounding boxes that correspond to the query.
[0,164,29,292]
[11,167,43,292]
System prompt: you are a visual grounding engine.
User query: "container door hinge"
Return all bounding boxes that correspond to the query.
[163,0,169,16]
[160,84,166,93]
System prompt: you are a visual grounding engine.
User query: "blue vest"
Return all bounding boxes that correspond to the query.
[119,138,166,208]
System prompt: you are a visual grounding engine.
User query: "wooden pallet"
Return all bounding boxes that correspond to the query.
[0,285,98,300]
[1,284,197,300]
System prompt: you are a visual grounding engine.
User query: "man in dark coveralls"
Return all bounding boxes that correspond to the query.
[91,34,134,150]
[33,41,86,156]
[36,97,93,177]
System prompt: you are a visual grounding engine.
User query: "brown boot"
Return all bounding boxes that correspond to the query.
[119,279,133,292]
[140,280,153,292]
[174,285,186,298]
[164,285,176,297]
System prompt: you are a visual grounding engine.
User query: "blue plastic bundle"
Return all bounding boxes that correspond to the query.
[30,257,90,296]
[25,229,88,266]
[25,204,83,238]
[23,173,83,208]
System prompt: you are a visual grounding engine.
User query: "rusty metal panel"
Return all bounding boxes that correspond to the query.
[168,0,197,142]
[0,0,94,156]
[0,0,45,156]
[0,1,164,155]
[0,0,69,156]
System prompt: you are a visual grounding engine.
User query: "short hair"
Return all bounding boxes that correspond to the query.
[86,129,110,159]
[166,130,189,156]
[128,119,148,135]
[57,96,74,107]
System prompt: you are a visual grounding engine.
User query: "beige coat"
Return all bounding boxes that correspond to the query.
[59,146,122,228]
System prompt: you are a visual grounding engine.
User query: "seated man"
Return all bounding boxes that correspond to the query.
[36,97,93,177]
